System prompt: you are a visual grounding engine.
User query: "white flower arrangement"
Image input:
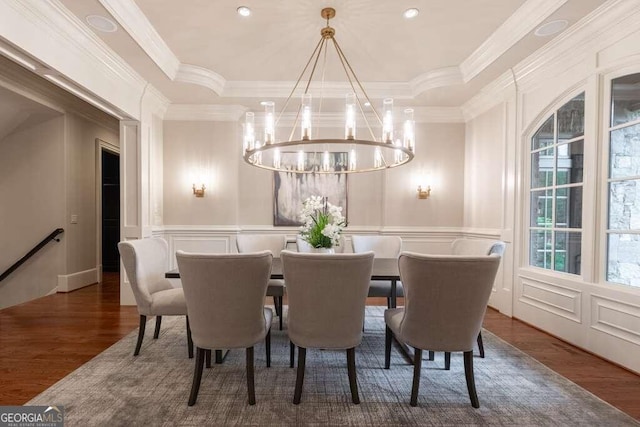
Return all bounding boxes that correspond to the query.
[298,196,346,248]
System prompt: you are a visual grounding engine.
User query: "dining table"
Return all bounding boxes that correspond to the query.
[165,257,419,364]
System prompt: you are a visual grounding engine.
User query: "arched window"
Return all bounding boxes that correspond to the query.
[607,73,640,286]
[529,93,584,274]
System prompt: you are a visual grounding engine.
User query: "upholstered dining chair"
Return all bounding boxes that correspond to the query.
[236,234,287,330]
[281,250,375,404]
[351,235,403,308]
[175,251,273,406]
[117,238,193,358]
[451,239,506,358]
[384,253,501,407]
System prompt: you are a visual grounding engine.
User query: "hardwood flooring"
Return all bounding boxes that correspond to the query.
[0,276,639,421]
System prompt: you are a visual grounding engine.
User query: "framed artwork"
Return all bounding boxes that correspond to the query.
[273,152,348,226]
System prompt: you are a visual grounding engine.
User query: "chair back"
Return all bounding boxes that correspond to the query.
[118,238,173,314]
[237,234,286,257]
[281,250,374,349]
[451,238,505,257]
[175,251,272,349]
[398,252,501,352]
[351,235,402,258]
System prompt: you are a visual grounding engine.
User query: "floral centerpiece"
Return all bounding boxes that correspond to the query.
[298,196,346,250]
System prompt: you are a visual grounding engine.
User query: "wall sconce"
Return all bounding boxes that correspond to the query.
[417,185,431,199]
[192,184,206,197]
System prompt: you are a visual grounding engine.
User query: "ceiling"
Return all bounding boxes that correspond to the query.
[57,0,608,112]
[0,85,61,142]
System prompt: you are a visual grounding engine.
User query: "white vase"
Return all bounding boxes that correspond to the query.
[312,247,335,254]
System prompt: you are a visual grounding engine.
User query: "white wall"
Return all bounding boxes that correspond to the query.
[463,3,640,373]
[0,116,65,309]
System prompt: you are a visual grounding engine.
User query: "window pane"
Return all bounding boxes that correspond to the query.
[609,123,640,179]
[556,140,583,185]
[607,233,640,286]
[531,147,554,188]
[530,230,552,269]
[531,189,553,228]
[608,179,640,230]
[532,116,554,150]
[554,231,581,274]
[611,73,640,127]
[555,186,582,228]
[558,93,585,139]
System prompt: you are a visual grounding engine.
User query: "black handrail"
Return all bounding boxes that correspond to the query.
[0,228,64,283]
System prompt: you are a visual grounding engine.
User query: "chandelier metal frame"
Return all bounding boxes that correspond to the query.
[242,7,415,174]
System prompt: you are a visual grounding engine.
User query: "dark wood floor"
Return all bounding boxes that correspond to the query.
[1,273,639,421]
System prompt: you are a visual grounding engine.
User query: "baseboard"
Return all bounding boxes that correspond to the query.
[57,268,99,292]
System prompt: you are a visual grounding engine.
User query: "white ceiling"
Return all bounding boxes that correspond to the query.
[57,0,608,111]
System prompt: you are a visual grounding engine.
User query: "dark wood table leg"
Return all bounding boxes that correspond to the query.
[390,279,397,309]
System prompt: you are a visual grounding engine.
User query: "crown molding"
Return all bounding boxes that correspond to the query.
[409,67,464,95]
[461,70,516,121]
[460,0,568,83]
[98,0,180,80]
[142,84,171,118]
[0,0,147,118]
[164,104,248,121]
[513,0,640,92]
[175,63,226,96]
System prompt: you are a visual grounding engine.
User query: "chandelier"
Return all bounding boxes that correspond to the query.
[242,8,415,174]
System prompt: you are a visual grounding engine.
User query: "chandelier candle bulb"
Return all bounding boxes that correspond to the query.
[244,112,255,152]
[349,148,357,171]
[394,139,403,163]
[382,98,394,143]
[297,150,305,171]
[345,92,356,140]
[374,147,383,168]
[264,101,275,144]
[403,108,415,153]
[301,94,312,141]
[323,151,330,172]
[254,140,262,165]
[273,148,281,169]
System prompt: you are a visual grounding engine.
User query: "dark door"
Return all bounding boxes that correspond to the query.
[102,150,120,272]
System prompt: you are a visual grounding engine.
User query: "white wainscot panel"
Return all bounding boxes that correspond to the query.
[591,294,640,346]
[169,236,231,268]
[519,278,581,323]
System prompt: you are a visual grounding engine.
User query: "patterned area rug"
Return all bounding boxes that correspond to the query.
[28,307,639,426]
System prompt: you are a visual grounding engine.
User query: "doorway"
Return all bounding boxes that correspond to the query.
[101,149,120,272]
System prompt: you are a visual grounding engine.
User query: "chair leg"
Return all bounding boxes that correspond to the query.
[293,347,306,404]
[188,347,205,406]
[246,346,256,405]
[133,315,146,356]
[477,332,485,358]
[289,341,295,368]
[205,350,212,368]
[186,316,194,359]
[410,348,423,407]
[265,328,271,368]
[153,316,162,339]
[428,351,435,361]
[273,295,280,317]
[464,350,480,408]
[384,326,392,369]
[386,297,391,309]
[346,347,360,404]
[278,297,283,331]
[444,352,451,370]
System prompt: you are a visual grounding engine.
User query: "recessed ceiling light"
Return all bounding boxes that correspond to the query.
[403,8,419,19]
[85,15,118,33]
[534,19,568,37]
[237,6,251,17]
[364,102,371,107]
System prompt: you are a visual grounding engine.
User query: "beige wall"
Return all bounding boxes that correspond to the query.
[0,116,65,309]
[163,121,465,228]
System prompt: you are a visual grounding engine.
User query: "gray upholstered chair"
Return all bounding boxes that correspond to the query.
[384,253,501,407]
[281,250,375,404]
[351,235,403,308]
[236,234,286,330]
[451,239,506,358]
[175,250,273,406]
[117,238,193,358]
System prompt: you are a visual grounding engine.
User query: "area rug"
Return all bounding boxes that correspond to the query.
[28,307,638,426]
